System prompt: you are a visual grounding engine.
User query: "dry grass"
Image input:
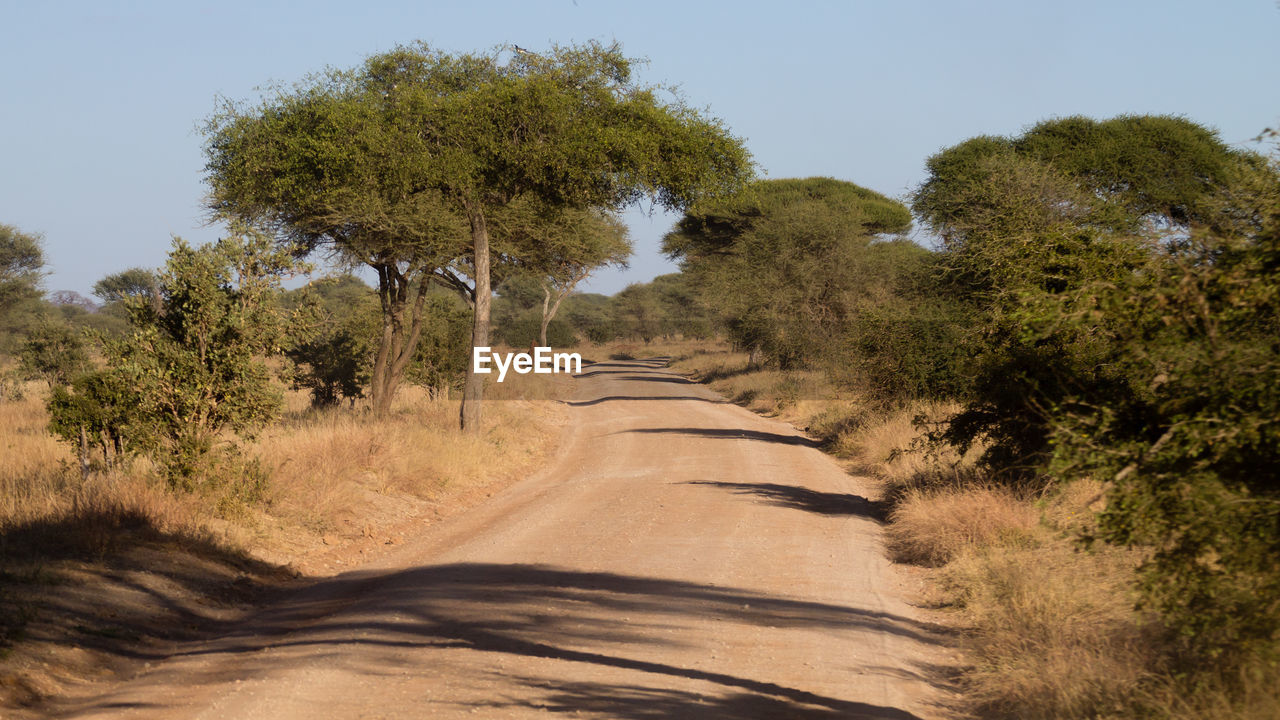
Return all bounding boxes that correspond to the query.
[1,377,567,566]
[671,348,1277,718]
[847,402,1259,719]
[885,485,1040,567]
[0,373,568,710]
[0,382,209,548]
[596,337,721,365]
[253,381,565,557]
[668,348,850,432]
[945,542,1156,719]
[1145,671,1280,720]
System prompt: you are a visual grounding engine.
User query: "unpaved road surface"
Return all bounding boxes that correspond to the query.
[51,359,949,719]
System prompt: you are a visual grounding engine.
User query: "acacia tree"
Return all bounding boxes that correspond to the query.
[0,223,44,313]
[911,115,1258,474]
[93,267,162,317]
[205,69,470,416]
[495,206,631,347]
[914,114,1252,239]
[664,177,912,368]
[0,224,46,355]
[208,41,752,430]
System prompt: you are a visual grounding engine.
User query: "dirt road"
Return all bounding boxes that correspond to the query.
[52,358,949,719]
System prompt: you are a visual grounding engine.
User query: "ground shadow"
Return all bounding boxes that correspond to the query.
[575,359,672,380]
[469,675,922,719]
[686,481,886,520]
[60,563,944,719]
[567,395,726,407]
[622,427,822,448]
[611,374,697,385]
[0,507,292,709]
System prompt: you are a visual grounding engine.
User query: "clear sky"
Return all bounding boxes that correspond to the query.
[2,0,1277,299]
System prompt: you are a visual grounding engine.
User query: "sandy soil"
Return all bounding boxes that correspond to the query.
[45,358,954,719]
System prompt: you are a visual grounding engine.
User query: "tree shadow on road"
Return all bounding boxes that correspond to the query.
[59,563,947,719]
[575,359,671,379]
[469,675,922,719]
[623,427,822,448]
[685,481,886,520]
[568,395,726,407]
[610,374,697,384]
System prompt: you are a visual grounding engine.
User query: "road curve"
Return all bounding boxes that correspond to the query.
[53,358,949,720]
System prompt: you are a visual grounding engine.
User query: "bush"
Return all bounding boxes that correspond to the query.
[915,118,1280,683]
[18,320,90,388]
[47,228,301,490]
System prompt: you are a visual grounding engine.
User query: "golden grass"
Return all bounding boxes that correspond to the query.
[885,485,1040,567]
[670,348,1277,719]
[255,383,564,548]
[0,382,77,526]
[845,402,1270,719]
[945,542,1156,719]
[1,378,566,567]
[837,400,1154,718]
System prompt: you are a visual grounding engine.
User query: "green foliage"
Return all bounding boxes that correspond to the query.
[283,275,379,407]
[649,273,716,340]
[1045,164,1280,669]
[497,205,631,289]
[919,151,1152,474]
[494,204,632,346]
[838,243,969,404]
[560,292,619,344]
[49,228,303,489]
[288,330,368,407]
[92,267,158,305]
[665,177,913,369]
[612,282,667,343]
[594,273,716,343]
[492,313,576,349]
[916,115,1249,238]
[47,368,145,469]
[18,320,90,388]
[0,224,46,353]
[0,223,44,313]
[203,50,471,415]
[911,115,1280,681]
[405,292,473,395]
[205,40,752,427]
[1015,115,1247,226]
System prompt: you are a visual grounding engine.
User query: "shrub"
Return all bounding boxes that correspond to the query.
[48,228,302,489]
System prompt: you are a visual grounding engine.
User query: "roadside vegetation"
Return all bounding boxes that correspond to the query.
[1,221,569,705]
[661,117,1280,718]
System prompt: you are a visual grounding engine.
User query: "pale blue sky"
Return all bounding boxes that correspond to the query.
[2,1,1277,299]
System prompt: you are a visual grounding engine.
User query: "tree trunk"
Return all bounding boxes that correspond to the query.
[460,210,491,433]
[539,274,580,349]
[539,285,552,348]
[369,264,431,417]
[79,424,90,482]
[370,263,397,416]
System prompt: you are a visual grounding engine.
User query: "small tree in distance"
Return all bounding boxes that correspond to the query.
[493,206,632,347]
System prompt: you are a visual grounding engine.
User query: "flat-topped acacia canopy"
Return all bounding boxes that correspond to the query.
[205,41,754,426]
